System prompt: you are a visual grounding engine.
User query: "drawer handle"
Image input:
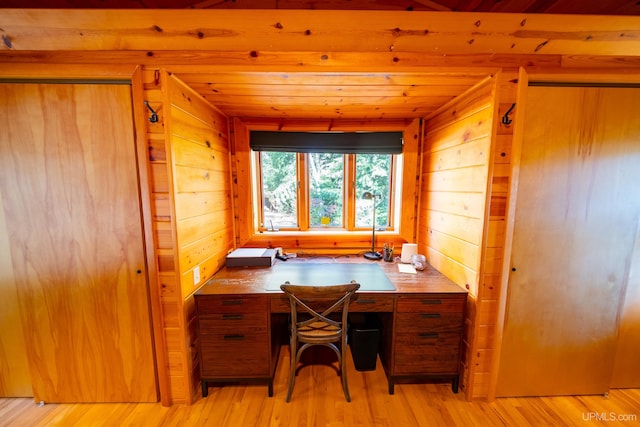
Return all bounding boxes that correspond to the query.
[222,300,243,306]
[419,333,439,339]
[356,299,377,304]
[421,299,442,305]
[420,313,441,318]
[222,314,244,320]
[223,334,245,340]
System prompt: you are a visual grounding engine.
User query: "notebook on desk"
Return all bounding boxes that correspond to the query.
[266,262,395,291]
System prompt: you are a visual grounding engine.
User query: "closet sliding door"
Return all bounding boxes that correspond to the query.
[0,82,157,403]
[496,85,640,396]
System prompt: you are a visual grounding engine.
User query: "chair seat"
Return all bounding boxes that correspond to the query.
[298,321,342,342]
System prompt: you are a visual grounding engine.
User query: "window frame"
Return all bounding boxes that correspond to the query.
[255,151,400,233]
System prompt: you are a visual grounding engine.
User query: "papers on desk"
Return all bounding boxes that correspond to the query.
[398,263,417,274]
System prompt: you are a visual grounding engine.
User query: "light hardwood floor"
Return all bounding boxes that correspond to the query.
[2,346,639,427]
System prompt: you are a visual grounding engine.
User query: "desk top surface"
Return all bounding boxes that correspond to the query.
[196,255,467,296]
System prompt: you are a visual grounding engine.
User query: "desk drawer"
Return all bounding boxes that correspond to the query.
[396,294,465,313]
[196,295,266,314]
[351,294,393,312]
[198,312,268,334]
[271,293,393,313]
[200,334,269,377]
[394,332,461,374]
[395,312,463,333]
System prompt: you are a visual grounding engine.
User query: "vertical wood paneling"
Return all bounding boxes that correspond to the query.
[142,68,178,405]
[399,118,421,244]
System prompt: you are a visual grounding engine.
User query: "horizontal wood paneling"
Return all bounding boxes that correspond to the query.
[427,137,492,172]
[174,190,232,219]
[174,165,230,193]
[238,117,416,131]
[171,135,228,170]
[422,90,493,295]
[422,191,487,220]
[426,211,482,246]
[176,212,233,247]
[427,229,480,270]
[425,108,493,152]
[426,166,490,193]
[178,229,233,275]
[419,76,497,400]
[162,72,233,405]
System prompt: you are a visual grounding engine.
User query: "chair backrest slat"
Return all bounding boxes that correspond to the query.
[280,282,360,329]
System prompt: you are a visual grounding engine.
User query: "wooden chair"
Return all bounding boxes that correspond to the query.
[280,281,361,402]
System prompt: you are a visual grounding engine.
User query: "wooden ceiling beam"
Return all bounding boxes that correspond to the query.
[1,10,639,56]
[0,50,564,71]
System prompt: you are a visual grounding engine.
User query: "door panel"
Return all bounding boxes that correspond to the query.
[496,86,640,396]
[0,83,157,402]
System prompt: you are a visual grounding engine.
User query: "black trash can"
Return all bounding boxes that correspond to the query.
[348,313,382,371]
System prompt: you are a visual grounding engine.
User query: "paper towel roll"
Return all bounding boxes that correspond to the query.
[400,243,418,263]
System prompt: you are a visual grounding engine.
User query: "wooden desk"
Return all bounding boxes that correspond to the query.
[194,256,467,397]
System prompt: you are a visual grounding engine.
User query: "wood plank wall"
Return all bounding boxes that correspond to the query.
[144,70,233,404]
[418,76,497,398]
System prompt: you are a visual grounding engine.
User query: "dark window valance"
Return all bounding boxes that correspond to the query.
[249,131,403,154]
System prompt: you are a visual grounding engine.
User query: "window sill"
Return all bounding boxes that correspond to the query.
[256,230,396,235]
[246,230,407,254]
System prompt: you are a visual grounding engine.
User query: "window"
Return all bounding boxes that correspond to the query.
[309,153,344,227]
[255,151,401,232]
[260,151,298,229]
[355,154,392,228]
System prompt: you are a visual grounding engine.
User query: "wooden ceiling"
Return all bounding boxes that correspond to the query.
[3,1,638,120]
[170,70,494,120]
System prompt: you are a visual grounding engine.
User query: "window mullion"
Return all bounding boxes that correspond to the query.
[345,154,356,230]
[297,153,309,230]
[387,155,397,231]
[255,151,266,231]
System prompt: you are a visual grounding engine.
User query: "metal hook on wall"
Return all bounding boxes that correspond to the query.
[502,103,516,126]
[144,101,159,123]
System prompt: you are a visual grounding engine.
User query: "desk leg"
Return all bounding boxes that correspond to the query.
[268,381,274,397]
[451,376,459,394]
[388,379,395,395]
[201,380,209,397]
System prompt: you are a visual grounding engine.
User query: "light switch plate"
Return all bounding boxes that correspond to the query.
[193,265,200,285]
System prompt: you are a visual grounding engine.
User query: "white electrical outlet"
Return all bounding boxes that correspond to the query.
[193,265,200,285]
